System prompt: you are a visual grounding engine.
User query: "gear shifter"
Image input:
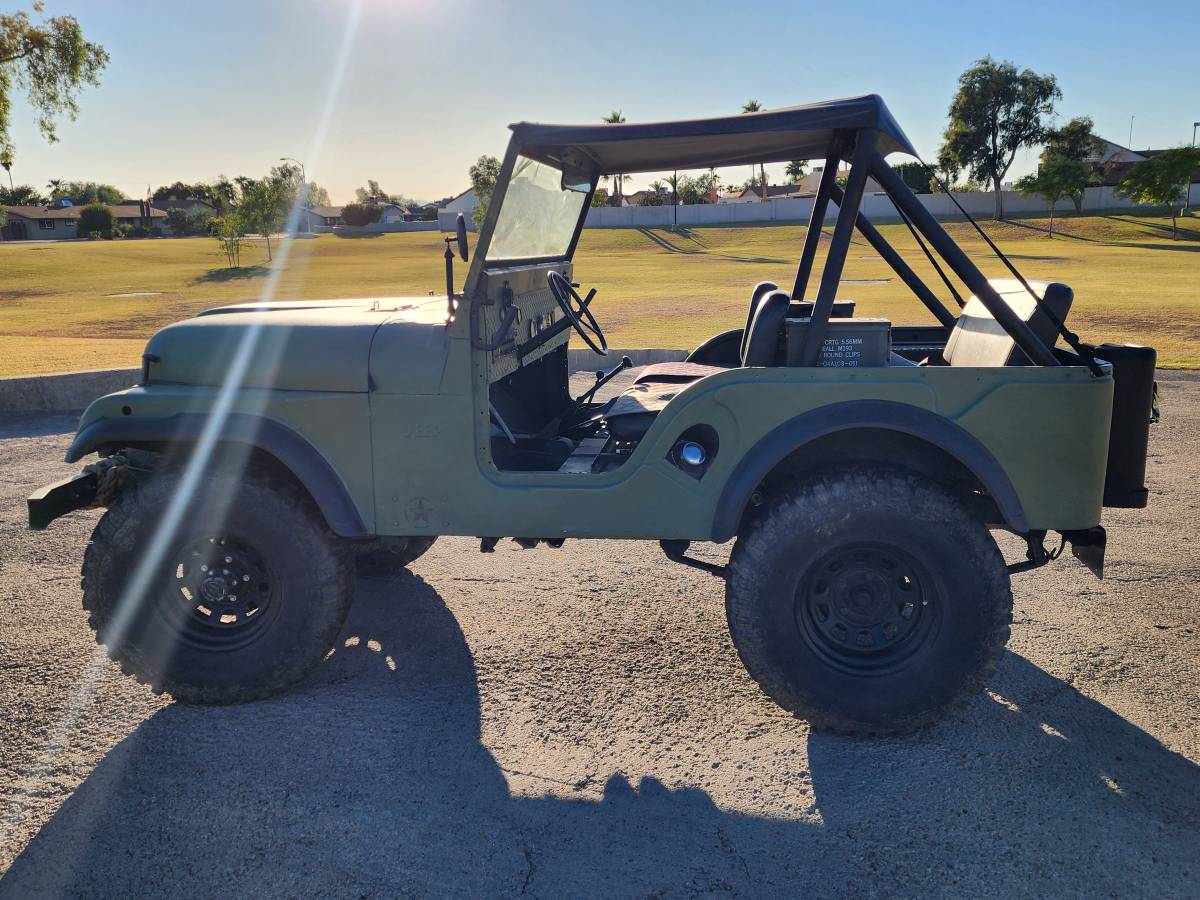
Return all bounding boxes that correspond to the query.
[559,355,633,426]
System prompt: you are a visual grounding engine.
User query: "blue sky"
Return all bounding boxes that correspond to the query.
[4,0,1198,203]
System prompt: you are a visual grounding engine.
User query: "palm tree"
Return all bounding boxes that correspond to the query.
[47,178,63,198]
[602,110,627,203]
[785,159,808,185]
[741,100,768,201]
[1,151,12,190]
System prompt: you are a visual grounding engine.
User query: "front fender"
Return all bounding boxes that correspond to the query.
[710,399,1029,542]
[65,412,368,537]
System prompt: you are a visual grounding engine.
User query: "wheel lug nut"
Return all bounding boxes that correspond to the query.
[224,556,232,564]
[883,623,898,640]
[900,602,914,620]
[242,574,250,582]
[831,624,847,641]
[200,564,208,572]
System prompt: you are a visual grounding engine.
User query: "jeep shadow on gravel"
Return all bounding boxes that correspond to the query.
[29,95,1158,735]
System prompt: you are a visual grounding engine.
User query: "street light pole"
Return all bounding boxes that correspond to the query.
[1186,123,1200,213]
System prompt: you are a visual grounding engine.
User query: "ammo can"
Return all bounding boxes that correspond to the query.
[785,318,892,368]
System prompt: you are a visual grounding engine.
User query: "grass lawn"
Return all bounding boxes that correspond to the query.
[0,210,1197,376]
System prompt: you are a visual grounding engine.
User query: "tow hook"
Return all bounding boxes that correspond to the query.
[1007,530,1063,575]
[1007,526,1106,579]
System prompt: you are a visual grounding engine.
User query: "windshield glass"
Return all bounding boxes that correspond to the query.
[486,155,588,262]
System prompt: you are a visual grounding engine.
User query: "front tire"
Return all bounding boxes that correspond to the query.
[82,466,354,703]
[725,467,1012,735]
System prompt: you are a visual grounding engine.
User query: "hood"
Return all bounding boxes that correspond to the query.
[144,297,448,392]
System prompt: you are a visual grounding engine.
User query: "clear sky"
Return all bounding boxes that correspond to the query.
[4,0,1198,204]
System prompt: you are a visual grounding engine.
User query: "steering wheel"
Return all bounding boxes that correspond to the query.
[547,270,608,356]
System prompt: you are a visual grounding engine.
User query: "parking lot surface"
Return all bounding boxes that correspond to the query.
[1,372,1197,897]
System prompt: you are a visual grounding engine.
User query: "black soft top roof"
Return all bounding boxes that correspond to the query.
[509,94,916,176]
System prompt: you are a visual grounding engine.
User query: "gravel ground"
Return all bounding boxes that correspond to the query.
[0,371,1197,898]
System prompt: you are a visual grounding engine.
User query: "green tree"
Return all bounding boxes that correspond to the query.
[0,3,109,165]
[891,161,931,194]
[211,176,237,213]
[601,110,626,202]
[52,180,120,204]
[1014,157,1088,236]
[211,214,244,266]
[939,57,1060,219]
[238,176,288,259]
[353,179,415,209]
[165,206,207,236]
[468,154,500,227]
[741,100,767,201]
[785,159,808,184]
[692,170,721,202]
[674,174,710,206]
[589,187,609,208]
[636,185,663,207]
[1041,116,1103,166]
[306,182,330,207]
[354,179,387,204]
[928,149,960,193]
[0,146,10,188]
[153,181,216,205]
[1115,147,1200,239]
[0,181,41,203]
[1041,116,1104,210]
[77,201,112,237]
[340,202,371,227]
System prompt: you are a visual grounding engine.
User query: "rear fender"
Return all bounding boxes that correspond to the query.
[711,399,1029,541]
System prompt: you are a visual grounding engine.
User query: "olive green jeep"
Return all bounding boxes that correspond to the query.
[29,96,1157,734]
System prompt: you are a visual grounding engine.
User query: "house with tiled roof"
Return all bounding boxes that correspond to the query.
[2,200,167,240]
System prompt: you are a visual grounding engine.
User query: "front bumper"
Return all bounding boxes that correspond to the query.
[28,471,99,530]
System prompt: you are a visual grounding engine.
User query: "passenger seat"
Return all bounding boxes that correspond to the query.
[604,288,791,440]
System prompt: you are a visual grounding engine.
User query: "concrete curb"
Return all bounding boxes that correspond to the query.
[0,350,688,415]
[567,347,686,372]
[0,368,140,416]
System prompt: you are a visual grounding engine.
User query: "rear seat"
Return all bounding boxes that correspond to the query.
[943,279,1073,367]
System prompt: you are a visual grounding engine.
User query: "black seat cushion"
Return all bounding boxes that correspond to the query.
[605,382,680,440]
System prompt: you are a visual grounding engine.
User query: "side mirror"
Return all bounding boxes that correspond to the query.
[456,213,469,262]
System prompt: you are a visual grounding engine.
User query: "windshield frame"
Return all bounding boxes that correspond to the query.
[472,143,595,273]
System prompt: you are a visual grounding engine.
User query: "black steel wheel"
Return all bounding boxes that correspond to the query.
[82,465,354,703]
[796,543,938,674]
[164,534,278,649]
[726,466,1012,736]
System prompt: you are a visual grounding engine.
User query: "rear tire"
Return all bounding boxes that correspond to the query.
[725,467,1012,736]
[82,467,354,703]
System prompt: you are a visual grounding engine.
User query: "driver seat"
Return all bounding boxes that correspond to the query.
[603,288,790,441]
